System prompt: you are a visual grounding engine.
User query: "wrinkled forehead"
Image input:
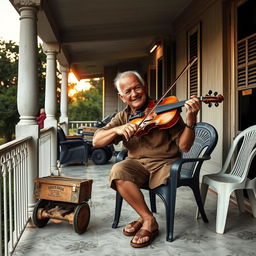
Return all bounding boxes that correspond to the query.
[119,74,142,88]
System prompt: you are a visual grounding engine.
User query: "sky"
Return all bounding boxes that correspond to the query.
[0,0,20,43]
[0,0,94,88]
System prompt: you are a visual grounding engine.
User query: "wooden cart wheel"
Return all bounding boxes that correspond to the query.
[32,199,50,228]
[73,202,90,234]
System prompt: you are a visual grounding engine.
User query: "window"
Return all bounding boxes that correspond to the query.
[236,0,256,131]
[236,0,256,180]
[187,23,201,98]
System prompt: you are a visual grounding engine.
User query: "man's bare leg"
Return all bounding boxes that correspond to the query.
[115,179,158,244]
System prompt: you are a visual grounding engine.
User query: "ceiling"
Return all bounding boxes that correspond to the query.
[15,0,193,79]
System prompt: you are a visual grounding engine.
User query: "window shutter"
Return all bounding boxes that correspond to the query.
[237,34,256,88]
[187,23,201,98]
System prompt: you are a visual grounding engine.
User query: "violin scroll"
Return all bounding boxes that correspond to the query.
[203,90,224,108]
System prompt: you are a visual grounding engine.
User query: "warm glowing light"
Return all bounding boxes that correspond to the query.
[75,80,91,91]
[150,44,158,53]
[69,89,77,97]
[68,72,92,97]
[68,72,78,84]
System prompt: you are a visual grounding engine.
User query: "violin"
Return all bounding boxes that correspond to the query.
[129,91,224,137]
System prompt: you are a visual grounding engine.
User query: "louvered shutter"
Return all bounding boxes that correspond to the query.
[187,23,201,98]
[237,34,256,88]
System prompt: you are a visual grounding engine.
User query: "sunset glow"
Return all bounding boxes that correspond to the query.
[68,72,92,97]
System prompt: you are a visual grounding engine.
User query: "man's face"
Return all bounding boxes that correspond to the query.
[118,74,147,112]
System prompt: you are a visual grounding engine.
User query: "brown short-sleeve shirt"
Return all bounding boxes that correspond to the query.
[95,106,186,188]
[96,106,185,159]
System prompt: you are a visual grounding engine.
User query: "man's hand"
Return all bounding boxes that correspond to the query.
[115,123,138,141]
[184,96,200,126]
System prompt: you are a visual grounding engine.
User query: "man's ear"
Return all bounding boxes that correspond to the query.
[118,93,127,104]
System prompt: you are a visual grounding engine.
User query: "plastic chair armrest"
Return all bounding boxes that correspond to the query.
[170,156,211,179]
[116,149,128,162]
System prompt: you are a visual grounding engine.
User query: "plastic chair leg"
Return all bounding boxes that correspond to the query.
[247,189,256,218]
[216,192,231,234]
[112,192,123,228]
[235,190,245,213]
[192,185,208,223]
[196,183,209,219]
[165,171,178,242]
[149,190,157,213]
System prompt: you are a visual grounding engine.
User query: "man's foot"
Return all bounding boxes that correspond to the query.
[130,229,159,248]
[123,218,143,236]
[130,216,159,248]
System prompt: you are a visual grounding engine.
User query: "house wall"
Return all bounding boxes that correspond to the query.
[103,66,118,118]
[103,0,227,176]
[173,0,224,175]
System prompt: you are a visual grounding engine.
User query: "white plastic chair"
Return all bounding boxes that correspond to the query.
[198,125,256,234]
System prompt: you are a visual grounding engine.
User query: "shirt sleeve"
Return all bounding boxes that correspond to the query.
[94,111,127,145]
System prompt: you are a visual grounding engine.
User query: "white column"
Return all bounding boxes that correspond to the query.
[15,0,41,218]
[43,43,60,175]
[59,65,69,134]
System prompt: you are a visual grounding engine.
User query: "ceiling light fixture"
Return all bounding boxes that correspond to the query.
[149,41,160,53]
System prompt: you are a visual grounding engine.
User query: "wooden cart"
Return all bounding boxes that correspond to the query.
[33,176,93,234]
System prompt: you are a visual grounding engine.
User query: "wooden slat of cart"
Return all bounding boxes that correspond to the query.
[33,176,93,204]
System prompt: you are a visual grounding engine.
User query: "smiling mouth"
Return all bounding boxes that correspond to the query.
[132,96,141,102]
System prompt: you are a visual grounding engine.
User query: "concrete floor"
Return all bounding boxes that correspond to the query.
[13,158,256,256]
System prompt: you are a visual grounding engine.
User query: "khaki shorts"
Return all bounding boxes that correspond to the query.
[109,157,177,190]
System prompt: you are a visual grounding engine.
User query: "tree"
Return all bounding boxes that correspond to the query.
[68,79,103,121]
[0,40,19,142]
[0,40,47,142]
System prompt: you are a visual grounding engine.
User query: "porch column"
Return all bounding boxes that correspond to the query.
[43,43,60,175]
[59,65,69,134]
[14,0,41,217]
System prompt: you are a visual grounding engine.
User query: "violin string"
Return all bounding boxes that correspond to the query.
[135,56,198,132]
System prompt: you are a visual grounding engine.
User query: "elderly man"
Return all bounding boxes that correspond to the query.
[93,71,200,248]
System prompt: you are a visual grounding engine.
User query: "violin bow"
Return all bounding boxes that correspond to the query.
[136,56,198,132]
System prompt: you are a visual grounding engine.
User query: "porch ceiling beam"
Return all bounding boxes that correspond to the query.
[60,25,171,43]
[69,50,147,63]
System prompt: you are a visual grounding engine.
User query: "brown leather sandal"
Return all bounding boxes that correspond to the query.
[123,220,143,236]
[130,229,159,248]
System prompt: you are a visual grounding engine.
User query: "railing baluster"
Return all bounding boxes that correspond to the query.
[8,156,13,253]
[0,137,31,256]
[3,163,8,256]
[13,153,18,246]
[68,121,98,133]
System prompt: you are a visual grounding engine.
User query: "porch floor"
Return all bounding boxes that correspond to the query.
[14,158,256,256]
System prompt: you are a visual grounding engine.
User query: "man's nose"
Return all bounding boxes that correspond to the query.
[130,88,137,97]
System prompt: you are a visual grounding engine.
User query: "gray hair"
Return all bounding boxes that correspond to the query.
[114,71,145,95]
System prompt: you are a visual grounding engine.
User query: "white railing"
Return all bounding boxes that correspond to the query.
[69,121,98,130]
[0,136,32,256]
[39,127,53,177]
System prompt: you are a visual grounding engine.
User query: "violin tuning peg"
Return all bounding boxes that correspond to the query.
[214,91,218,96]
[208,90,212,95]
[215,103,219,107]
[208,102,212,108]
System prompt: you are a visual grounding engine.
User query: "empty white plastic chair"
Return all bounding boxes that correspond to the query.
[199,125,256,234]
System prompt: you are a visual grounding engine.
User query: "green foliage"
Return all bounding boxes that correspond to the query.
[0,41,19,141]
[68,82,103,121]
[37,44,47,108]
[0,40,47,141]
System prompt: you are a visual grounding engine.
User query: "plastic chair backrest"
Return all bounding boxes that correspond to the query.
[222,125,256,180]
[181,122,218,173]
[57,127,67,142]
